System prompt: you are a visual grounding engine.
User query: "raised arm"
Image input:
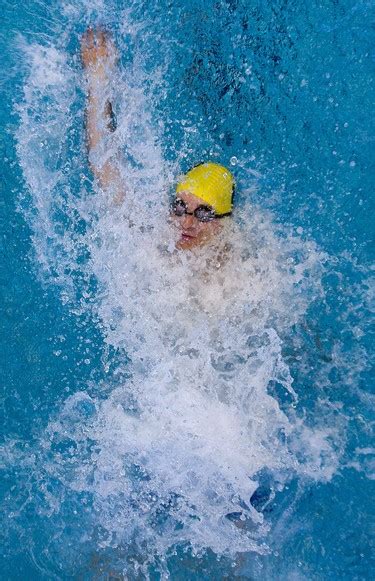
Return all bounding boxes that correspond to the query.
[81,28,125,205]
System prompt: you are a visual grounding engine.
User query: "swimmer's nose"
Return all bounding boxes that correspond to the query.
[181,213,195,229]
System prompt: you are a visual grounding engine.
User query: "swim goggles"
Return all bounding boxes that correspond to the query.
[171,198,231,222]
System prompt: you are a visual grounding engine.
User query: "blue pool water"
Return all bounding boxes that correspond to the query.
[1,0,374,578]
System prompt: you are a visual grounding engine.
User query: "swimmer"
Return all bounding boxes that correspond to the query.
[81,28,235,251]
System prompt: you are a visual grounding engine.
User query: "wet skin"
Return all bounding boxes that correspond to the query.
[172,191,223,251]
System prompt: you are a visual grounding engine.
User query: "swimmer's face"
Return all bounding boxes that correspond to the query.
[171,191,223,251]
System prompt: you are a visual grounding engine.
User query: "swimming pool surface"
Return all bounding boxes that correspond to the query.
[1,0,374,579]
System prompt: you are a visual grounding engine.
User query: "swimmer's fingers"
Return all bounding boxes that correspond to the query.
[81,27,95,51]
[81,27,117,70]
[97,28,118,63]
[98,29,108,48]
[81,28,97,67]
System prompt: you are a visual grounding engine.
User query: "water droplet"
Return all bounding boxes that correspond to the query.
[230,156,238,166]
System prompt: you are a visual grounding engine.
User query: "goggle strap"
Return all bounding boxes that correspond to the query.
[215,211,232,219]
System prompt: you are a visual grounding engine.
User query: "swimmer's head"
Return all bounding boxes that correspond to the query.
[176,162,235,216]
[172,162,235,250]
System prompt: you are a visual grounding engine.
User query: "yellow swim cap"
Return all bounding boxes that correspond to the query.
[176,162,235,215]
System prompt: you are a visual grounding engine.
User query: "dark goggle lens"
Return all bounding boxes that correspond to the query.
[194,206,216,222]
[172,199,187,216]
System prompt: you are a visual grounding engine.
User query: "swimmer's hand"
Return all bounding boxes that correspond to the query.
[81,28,117,74]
